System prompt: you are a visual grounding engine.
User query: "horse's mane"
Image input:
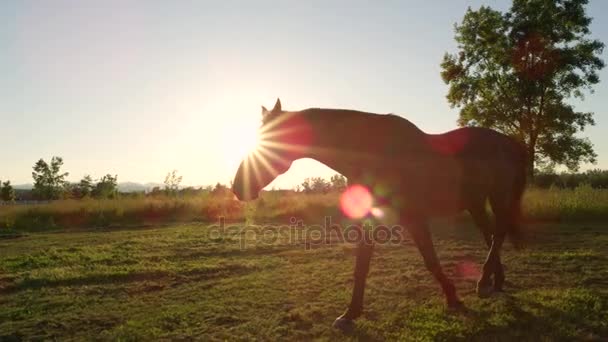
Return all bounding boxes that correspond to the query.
[296,107,424,134]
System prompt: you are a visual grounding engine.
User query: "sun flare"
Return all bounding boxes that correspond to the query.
[223,121,261,169]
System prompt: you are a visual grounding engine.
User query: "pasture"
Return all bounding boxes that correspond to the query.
[2,0,606,340]
[2,185,608,232]
[1,217,607,340]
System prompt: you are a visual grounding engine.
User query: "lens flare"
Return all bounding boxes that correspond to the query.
[340,184,373,219]
[455,260,481,279]
[370,207,384,218]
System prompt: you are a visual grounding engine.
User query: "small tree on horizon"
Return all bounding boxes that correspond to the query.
[212,182,230,196]
[163,170,183,196]
[1,180,16,202]
[75,175,94,198]
[330,174,347,191]
[441,0,604,178]
[92,174,119,199]
[300,177,331,194]
[32,156,69,200]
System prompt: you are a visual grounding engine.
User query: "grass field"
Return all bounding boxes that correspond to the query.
[2,186,608,232]
[1,220,607,341]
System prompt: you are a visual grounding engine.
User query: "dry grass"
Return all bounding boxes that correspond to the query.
[523,184,608,221]
[1,186,607,232]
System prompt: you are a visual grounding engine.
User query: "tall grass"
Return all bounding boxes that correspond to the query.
[1,186,607,231]
[0,194,244,231]
[523,184,608,221]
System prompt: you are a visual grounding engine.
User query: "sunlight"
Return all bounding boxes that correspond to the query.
[223,121,261,167]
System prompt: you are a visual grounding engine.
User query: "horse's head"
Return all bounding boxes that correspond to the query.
[232,98,313,201]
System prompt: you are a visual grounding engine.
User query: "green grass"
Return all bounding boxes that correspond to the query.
[1,221,606,340]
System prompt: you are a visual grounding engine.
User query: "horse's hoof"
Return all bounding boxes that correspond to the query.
[476,284,493,298]
[333,316,356,334]
[447,300,465,312]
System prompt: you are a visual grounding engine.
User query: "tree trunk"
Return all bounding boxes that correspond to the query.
[526,157,534,182]
[526,144,535,182]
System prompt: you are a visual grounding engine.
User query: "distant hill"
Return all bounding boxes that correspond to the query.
[13,184,34,190]
[117,182,163,192]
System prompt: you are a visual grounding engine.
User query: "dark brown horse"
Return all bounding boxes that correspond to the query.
[232,99,526,332]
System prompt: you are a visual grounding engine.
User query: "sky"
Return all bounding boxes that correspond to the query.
[1,0,607,189]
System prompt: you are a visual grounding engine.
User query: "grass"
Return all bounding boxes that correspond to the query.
[0,194,246,231]
[1,221,607,340]
[1,186,608,232]
[523,185,608,221]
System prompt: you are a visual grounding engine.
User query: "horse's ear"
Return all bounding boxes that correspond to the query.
[261,106,270,117]
[271,98,282,113]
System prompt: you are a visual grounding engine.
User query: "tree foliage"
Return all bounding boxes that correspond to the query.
[211,182,231,196]
[533,168,608,189]
[299,174,347,193]
[1,180,16,202]
[441,0,604,177]
[92,174,119,199]
[74,175,94,199]
[32,157,69,200]
[330,174,347,191]
[300,177,329,193]
[164,170,183,196]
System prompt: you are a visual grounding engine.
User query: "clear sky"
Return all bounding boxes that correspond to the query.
[1,0,607,189]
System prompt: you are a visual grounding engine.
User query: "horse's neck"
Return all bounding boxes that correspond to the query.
[295,108,427,177]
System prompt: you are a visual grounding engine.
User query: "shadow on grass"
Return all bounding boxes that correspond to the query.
[164,244,297,262]
[1,264,257,295]
[0,229,26,239]
[462,292,607,341]
[361,289,606,341]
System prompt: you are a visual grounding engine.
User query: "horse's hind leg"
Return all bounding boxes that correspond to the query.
[476,195,510,297]
[408,220,463,309]
[468,205,505,294]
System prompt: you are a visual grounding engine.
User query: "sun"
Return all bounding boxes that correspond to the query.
[224,121,261,162]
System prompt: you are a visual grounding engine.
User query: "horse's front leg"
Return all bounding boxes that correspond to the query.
[333,229,374,333]
[408,221,463,309]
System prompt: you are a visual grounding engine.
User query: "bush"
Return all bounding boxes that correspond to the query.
[532,169,608,189]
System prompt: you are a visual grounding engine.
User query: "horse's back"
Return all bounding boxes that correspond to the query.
[302,109,525,213]
[427,127,522,158]
[400,126,526,215]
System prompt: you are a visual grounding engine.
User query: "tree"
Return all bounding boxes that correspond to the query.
[74,175,94,198]
[149,186,163,196]
[32,156,69,200]
[212,182,230,196]
[93,174,118,199]
[330,174,347,191]
[300,178,313,193]
[441,0,604,178]
[300,177,331,193]
[312,177,330,193]
[163,170,183,196]
[1,180,16,202]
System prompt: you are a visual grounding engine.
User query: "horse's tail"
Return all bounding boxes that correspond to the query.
[508,141,527,249]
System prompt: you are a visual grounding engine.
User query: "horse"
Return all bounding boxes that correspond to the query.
[232,98,526,332]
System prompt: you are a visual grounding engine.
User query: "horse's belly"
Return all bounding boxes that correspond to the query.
[399,165,471,216]
[418,186,467,216]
